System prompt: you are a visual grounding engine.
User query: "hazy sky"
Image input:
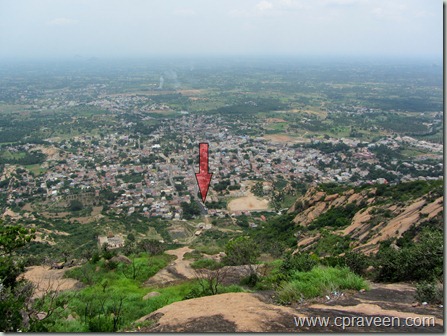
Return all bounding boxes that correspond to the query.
[0,0,442,59]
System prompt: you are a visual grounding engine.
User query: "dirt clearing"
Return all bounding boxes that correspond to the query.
[22,266,80,298]
[227,192,270,212]
[263,134,309,144]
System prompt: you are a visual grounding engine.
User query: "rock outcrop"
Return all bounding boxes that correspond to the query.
[289,184,443,254]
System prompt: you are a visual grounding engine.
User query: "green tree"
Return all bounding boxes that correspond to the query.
[126,233,135,242]
[181,201,201,220]
[224,236,261,286]
[375,229,443,282]
[0,223,36,331]
[138,239,164,256]
[224,236,260,266]
[0,225,35,288]
[69,200,83,212]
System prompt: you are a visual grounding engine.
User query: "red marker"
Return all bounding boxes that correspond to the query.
[195,143,213,203]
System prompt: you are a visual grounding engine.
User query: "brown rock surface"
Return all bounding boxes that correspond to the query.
[137,283,443,332]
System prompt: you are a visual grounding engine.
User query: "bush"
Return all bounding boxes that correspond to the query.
[277,266,368,303]
[223,237,259,266]
[183,250,203,261]
[185,283,244,300]
[375,229,443,282]
[138,239,165,256]
[415,281,443,304]
[308,203,360,230]
[255,260,288,290]
[69,200,83,212]
[105,260,118,270]
[240,273,259,287]
[252,213,297,250]
[344,252,369,276]
[184,285,205,300]
[191,258,222,270]
[280,252,318,275]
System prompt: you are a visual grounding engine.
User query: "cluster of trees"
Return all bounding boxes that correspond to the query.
[180,201,201,220]
[117,173,144,184]
[211,98,284,116]
[140,154,165,164]
[213,179,231,193]
[0,151,46,165]
[374,180,443,202]
[251,182,264,197]
[305,141,350,154]
[205,199,227,209]
[373,229,443,283]
[307,203,360,230]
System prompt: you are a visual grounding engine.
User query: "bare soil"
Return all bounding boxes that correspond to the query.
[227,190,270,212]
[22,266,80,298]
[263,134,310,144]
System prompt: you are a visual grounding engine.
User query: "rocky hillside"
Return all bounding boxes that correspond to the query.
[136,285,443,332]
[288,180,443,254]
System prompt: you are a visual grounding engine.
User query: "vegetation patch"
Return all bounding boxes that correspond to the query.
[308,203,361,230]
[277,266,368,303]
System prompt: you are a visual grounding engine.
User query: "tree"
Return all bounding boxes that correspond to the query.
[126,233,135,242]
[194,266,228,296]
[375,229,443,282]
[251,182,264,197]
[224,236,260,266]
[236,215,249,228]
[69,200,83,212]
[138,239,164,255]
[0,225,35,288]
[0,223,36,331]
[181,201,201,220]
[123,257,141,280]
[191,259,227,296]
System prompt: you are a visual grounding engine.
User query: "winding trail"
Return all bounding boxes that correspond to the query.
[145,246,195,286]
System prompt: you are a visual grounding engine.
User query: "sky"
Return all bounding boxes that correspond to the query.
[0,0,443,59]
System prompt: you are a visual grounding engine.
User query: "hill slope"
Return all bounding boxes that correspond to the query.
[288,180,443,254]
[136,284,443,332]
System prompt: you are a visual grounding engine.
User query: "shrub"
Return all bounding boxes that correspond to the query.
[280,252,318,275]
[254,260,287,290]
[223,237,259,266]
[375,229,443,282]
[415,281,443,304]
[344,252,369,276]
[308,204,360,230]
[105,260,118,270]
[185,283,244,300]
[191,258,222,270]
[69,200,83,212]
[277,266,368,303]
[183,250,203,260]
[138,239,165,256]
[240,273,259,287]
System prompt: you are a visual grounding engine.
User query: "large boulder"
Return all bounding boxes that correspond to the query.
[110,255,132,264]
[143,291,161,300]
